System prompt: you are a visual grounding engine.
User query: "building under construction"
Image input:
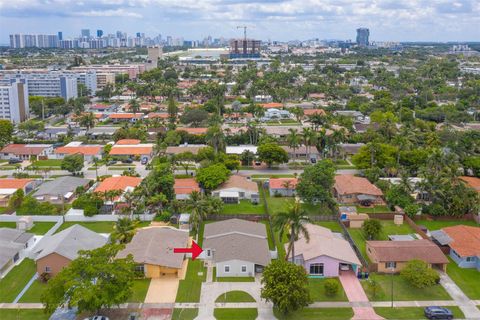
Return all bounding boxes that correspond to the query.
[229,39,261,58]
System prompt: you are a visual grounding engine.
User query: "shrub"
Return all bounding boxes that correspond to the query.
[401,260,440,288]
[362,219,382,240]
[324,279,340,297]
[404,204,420,218]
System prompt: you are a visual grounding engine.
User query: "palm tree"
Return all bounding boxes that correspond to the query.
[129,98,140,114]
[186,191,208,233]
[302,127,315,161]
[112,218,139,244]
[79,112,95,134]
[287,128,301,164]
[206,125,226,154]
[273,200,311,263]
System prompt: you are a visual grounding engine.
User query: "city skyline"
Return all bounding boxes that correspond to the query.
[1,0,479,44]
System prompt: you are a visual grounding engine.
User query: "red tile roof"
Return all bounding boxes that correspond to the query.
[110,145,153,155]
[174,178,200,195]
[1,144,49,156]
[55,146,103,156]
[460,176,480,192]
[116,139,141,145]
[146,113,169,119]
[334,174,383,196]
[269,178,299,190]
[261,102,283,109]
[109,113,142,119]
[95,176,142,193]
[442,225,480,257]
[0,178,33,190]
[303,109,326,116]
[176,127,208,135]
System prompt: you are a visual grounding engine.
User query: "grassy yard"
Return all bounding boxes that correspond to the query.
[265,192,328,216]
[414,219,479,231]
[29,222,56,235]
[374,307,464,319]
[54,221,150,234]
[273,307,354,320]
[18,279,47,303]
[446,257,480,299]
[309,278,348,301]
[0,221,16,228]
[0,259,36,302]
[30,159,63,167]
[214,308,257,320]
[215,290,255,302]
[129,278,150,302]
[171,308,198,320]
[315,221,343,233]
[221,199,265,215]
[356,205,392,213]
[261,221,275,250]
[361,274,452,301]
[0,309,50,320]
[348,220,416,263]
[175,260,206,302]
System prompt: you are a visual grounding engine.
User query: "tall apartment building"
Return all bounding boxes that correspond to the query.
[0,81,29,123]
[71,64,145,79]
[1,73,77,100]
[356,28,370,47]
[229,39,261,58]
[145,46,162,71]
[9,34,59,48]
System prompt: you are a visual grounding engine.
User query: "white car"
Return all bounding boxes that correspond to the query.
[339,264,350,271]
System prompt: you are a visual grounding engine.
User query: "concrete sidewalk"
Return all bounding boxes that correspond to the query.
[439,272,480,319]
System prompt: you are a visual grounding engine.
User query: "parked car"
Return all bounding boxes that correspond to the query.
[424,306,453,320]
[121,158,133,164]
[8,158,22,164]
[141,157,148,165]
[106,160,117,166]
[83,316,109,320]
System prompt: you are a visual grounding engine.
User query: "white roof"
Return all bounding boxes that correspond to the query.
[226,145,258,155]
[0,188,19,195]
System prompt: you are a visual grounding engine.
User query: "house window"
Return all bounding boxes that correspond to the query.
[385,262,397,269]
[309,263,324,275]
[45,266,51,273]
[13,253,19,262]
[466,256,474,262]
[207,249,211,257]
[241,265,247,273]
[224,265,230,273]
[135,264,145,273]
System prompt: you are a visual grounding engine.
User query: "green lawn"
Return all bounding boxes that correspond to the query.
[446,257,480,299]
[214,308,258,320]
[308,278,348,302]
[348,220,416,263]
[171,308,198,320]
[374,307,464,319]
[221,200,265,215]
[356,205,392,213]
[414,220,479,231]
[55,221,116,234]
[265,191,328,216]
[18,279,47,303]
[29,222,56,235]
[273,308,354,320]
[315,221,343,233]
[0,221,16,228]
[129,278,151,302]
[361,274,452,301]
[30,159,63,167]
[261,221,275,250]
[215,290,255,303]
[0,259,36,302]
[0,309,50,320]
[175,260,206,302]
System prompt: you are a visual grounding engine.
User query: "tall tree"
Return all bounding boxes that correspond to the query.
[0,120,13,148]
[79,112,96,133]
[129,98,140,114]
[287,129,301,161]
[41,245,135,314]
[206,125,226,154]
[111,218,139,244]
[186,191,208,233]
[273,200,311,262]
[296,160,336,211]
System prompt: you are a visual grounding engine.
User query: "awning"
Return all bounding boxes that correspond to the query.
[219,191,239,198]
[357,194,377,201]
[431,230,452,246]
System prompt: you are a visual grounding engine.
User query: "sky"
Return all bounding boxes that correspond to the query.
[0,0,479,44]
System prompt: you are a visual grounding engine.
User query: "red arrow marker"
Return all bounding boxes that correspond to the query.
[174,240,203,260]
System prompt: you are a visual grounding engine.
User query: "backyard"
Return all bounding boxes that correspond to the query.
[356,205,392,213]
[414,219,479,231]
[175,260,206,302]
[221,199,265,215]
[264,191,330,216]
[273,307,354,320]
[361,274,452,301]
[374,307,464,319]
[0,259,36,302]
[54,221,150,234]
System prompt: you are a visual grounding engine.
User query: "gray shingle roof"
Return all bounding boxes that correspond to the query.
[0,228,33,269]
[33,176,90,197]
[116,227,189,269]
[0,227,34,244]
[203,219,271,266]
[34,225,108,261]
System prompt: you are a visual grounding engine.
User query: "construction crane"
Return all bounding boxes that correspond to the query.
[237,25,248,41]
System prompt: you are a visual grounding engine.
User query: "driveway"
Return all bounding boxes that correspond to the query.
[145,275,180,303]
[339,271,383,320]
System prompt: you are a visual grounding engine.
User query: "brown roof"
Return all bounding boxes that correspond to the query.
[174,178,200,195]
[460,176,480,192]
[0,179,33,190]
[176,127,208,135]
[366,240,448,264]
[117,227,189,268]
[442,225,480,257]
[269,178,298,189]
[216,175,258,192]
[303,109,326,116]
[95,176,142,193]
[1,144,49,156]
[334,174,383,196]
[55,146,103,156]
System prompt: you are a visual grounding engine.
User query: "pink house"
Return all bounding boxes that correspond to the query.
[290,224,362,277]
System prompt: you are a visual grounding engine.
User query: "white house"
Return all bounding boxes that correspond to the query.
[212,175,259,204]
